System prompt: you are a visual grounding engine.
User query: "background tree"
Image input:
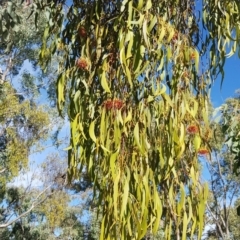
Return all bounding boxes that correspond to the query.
[219,93,240,174]
[0,1,88,238]
[204,150,240,239]
[0,2,100,239]
[0,153,92,240]
[202,93,240,240]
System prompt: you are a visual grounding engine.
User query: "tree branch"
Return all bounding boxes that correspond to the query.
[0,168,6,174]
[0,185,52,228]
[206,202,225,239]
[1,56,13,82]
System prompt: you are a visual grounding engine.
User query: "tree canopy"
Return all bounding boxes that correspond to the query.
[1,0,240,239]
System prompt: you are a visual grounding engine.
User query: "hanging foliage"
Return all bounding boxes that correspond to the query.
[203,0,240,83]
[14,0,240,239]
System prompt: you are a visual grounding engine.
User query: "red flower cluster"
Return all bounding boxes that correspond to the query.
[76,58,88,70]
[191,52,195,60]
[198,148,209,155]
[186,125,198,134]
[172,32,178,41]
[109,53,117,65]
[104,99,124,110]
[78,26,87,38]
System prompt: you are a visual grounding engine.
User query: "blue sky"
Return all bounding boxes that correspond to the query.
[211,55,240,107]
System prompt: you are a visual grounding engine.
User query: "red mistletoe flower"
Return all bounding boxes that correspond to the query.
[172,32,178,41]
[191,52,195,60]
[104,99,123,110]
[76,58,88,70]
[78,26,87,38]
[112,99,123,110]
[104,100,112,110]
[187,125,198,134]
[198,148,209,156]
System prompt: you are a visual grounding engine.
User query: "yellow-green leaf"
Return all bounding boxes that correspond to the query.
[101,71,111,93]
[110,151,118,179]
[182,211,188,240]
[114,171,121,218]
[120,167,130,218]
[100,215,106,240]
[89,120,97,143]
[193,135,201,151]
[177,183,185,215]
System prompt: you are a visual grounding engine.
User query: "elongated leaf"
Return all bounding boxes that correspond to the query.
[177,183,185,215]
[56,73,65,114]
[114,171,121,218]
[120,167,130,218]
[89,120,97,143]
[194,135,201,151]
[182,212,188,240]
[100,215,106,240]
[101,71,111,93]
[143,18,149,48]
[110,151,118,179]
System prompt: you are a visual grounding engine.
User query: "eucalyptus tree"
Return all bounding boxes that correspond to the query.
[4,0,240,239]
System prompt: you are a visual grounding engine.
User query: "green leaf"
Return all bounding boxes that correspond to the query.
[198,199,205,240]
[191,215,197,238]
[147,95,154,103]
[120,167,130,218]
[56,73,65,114]
[194,49,199,71]
[190,166,196,186]
[187,197,193,223]
[114,171,121,218]
[126,31,133,60]
[100,107,106,144]
[162,93,173,107]
[124,109,132,125]
[133,45,145,75]
[127,215,132,236]
[71,113,80,148]
[193,135,201,151]
[100,215,106,240]
[146,0,152,10]
[101,71,111,93]
[89,120,97,143]
[147,15,157,33]
[134,122,144,154]
[73,90,80,112]
[125,66,133,89]
[177,183,185,215]
[203,182,209,202]
[182,211,188,240]
[153,187,162,233]
[137,0,144,10]
[110,151,118,179]
[179,123,185,146]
